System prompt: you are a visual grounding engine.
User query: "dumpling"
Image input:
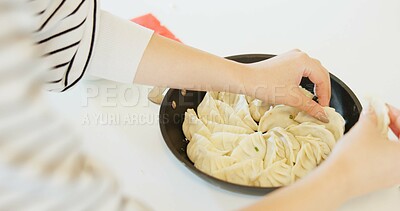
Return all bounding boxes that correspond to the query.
[197,92,224,124]
[217,92,240,105]
[231,95,258,130]
[187,134,228,163]
[249,99,271,122]
[208,91,219,99]
[195,154,237,176]
[212,159,263,186]
[215,100,254,132]
[291,143,318,180]
[215,93,258,130]
[367,97,390,137]
[286,122,336,150]
[184,89,347,188]
[263,128,297,168]
[255,159,293,187]
[204,121,253,134]
[231,132,266,162]
[258,105,300,133]
[295,107,345,140]
[295,135,330,162]
[210,132,247,154]
[182,109,211,140]
[245,96,255,104]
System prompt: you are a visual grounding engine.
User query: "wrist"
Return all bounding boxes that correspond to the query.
[227,61,253,95]
[236,63,262,98]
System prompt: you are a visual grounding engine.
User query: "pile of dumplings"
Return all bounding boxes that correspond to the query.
[182,89,345,187]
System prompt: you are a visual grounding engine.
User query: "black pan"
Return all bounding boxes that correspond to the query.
[159,54,362,196]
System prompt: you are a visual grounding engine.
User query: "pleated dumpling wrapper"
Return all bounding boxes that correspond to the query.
[216,93,258,131]
[365,97,390,137]
[187,134,235,175]
[258,105,300,133]
[295,107,345,140]
[182,109,211,140]
[197,92,224,124]
[182,90,347,187]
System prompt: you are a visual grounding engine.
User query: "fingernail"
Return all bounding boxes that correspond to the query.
[317,110,329,123]
[386,103,400,116]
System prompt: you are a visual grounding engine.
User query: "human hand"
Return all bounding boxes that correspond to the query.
[242,49,331,122]
[324,103,400,199]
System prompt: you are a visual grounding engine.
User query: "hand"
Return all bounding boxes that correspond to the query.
[324,104,400,199]
[242,49,331,122]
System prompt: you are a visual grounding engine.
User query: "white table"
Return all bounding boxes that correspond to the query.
[45,0,400,210]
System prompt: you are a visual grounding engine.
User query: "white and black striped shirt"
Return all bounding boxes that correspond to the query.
[32,0,153,92]
[0,0,153,210]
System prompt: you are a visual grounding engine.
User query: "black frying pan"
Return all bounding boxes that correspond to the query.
[159,54,362,195]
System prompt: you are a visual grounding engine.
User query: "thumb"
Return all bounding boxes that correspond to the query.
[292,89,329,123]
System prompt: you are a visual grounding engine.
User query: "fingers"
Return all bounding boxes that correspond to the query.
[301,56,331,107]
[288,88,330,123]
[387,104,400,138]
[359,103,378,126]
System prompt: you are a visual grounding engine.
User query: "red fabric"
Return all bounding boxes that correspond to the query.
[131,13,181,43]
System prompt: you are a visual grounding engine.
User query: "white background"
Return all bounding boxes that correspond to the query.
[46,0,400,210]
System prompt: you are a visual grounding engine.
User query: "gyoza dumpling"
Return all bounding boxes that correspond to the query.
[210,132,247,154]
[231,95,258,131]
[182,109,211,140]
[292,143,318,180]
[231,132,266,162]
[263,128,297,168]
[208,91,219,99]
[197,92,224,124]
[195,154,237,176]
[258,105,300,133]
[187,134,236,176]
[295,135,331,162]
[187,134,228,163]
[215,100,254,132]
[213,159,263,186]
[216,93,258,130]
[249,99,271,122]
[287,122,336,150]
[246,96,255,104]
[367,97,390,137]
[205,121,253,134]
[295,107,345,140]
[217,92,240,105]
[255,159,293,187]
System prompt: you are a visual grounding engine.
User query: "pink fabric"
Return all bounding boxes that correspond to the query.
[131,13,181,42]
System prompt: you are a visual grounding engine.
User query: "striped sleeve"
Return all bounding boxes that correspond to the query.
[0,1,151,210]
[32,0,153,92]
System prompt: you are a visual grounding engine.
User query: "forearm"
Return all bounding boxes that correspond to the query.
[134,34,249,94]
[243,160,352,211]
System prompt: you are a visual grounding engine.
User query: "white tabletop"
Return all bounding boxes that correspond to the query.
[45,0,400,210]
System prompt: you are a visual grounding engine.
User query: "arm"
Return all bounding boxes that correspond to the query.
[244,103,400,211]
[134,34,331,121]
